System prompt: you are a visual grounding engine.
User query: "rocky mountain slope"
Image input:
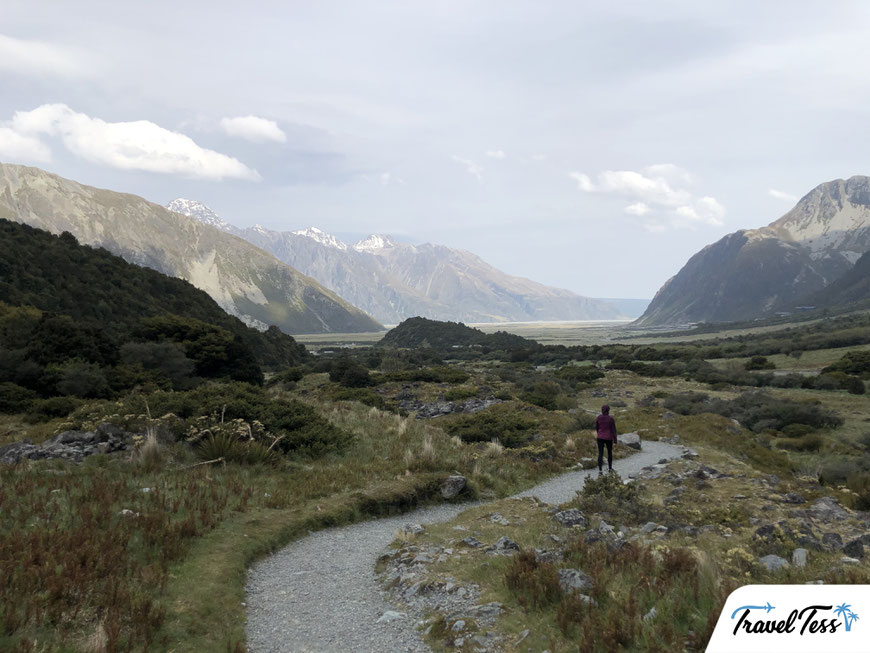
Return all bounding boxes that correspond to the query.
[0,164,382,334]
[638,176,870,325]
[168,200,622,324]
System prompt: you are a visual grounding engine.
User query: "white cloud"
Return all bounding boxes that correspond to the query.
[0,34,91,78]
[452,155,483,182]
[7,104,259,180]
[624,202,650,216]
[572,163,724,228]
[768,188,798,203]
[0,127,52,162]
[485,149,506,159]
[531,153,546,161]
[220,115,286,143]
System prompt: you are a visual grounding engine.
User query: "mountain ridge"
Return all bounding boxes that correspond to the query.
[168,199,624,324]
[0,163,383,334]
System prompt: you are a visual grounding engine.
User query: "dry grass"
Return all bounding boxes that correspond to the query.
[483,438,504,457]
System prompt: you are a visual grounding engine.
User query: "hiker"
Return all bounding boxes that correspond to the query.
[594,404,617,473]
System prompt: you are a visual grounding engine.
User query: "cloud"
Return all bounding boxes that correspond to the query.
[0,127,52,162]
[220,115,286,143]
[624,202,650,216]
[0,34,91,78]
[768,188,798,202]
[571,163,724,228]
[531,154,546,161]
[451,155,483,182]
[6,104,259,180]
[485,149,506,159]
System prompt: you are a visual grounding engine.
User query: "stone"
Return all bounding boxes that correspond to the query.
[643,606,658,622]
[534,549,564,564]
[843,539,864,559]
[402,523,425,535]
[822,532,844,551]
[461,536,483,548]
[783,492,806,504]
[553,509,588,528]
[558,568,593,593]
[663,411,676,420]
[468,602,503,618]
[759,555,790,571]
[641,522,659,534]
[620,432,642,450]
[451,620,466,632]
[118,509,138,518]
[488,512,510,526]
[808,496,850,522]
[489,536,519,554]
[841,556,861,565]
[441,475,467,499]
[377,610,406,623]
[792,548,808,567]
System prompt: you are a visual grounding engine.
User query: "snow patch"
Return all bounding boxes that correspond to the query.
[292,226,348,250]
[353,234,397,252]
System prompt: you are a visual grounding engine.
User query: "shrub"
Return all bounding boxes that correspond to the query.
[574,472,656,525]
[329,357,374,388]
[444,405,535,448]
[0,382,36,413]
[520,381,564,410]
[504,550,562,611]
[381,366,469,384]
[571,412,597,431]
[745,356,775,371]
[328,386,388,410]
[266,366,305,387]
[822,350,870,379]
[25,395,83,422]
[776,434,823,452]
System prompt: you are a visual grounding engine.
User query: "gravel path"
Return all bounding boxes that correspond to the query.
[245,440,684,652]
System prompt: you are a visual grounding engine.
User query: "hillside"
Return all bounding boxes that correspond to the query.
[168,200,623,324]
[799,249,870,310]
[0,164,383,334]
[638,175,870,326]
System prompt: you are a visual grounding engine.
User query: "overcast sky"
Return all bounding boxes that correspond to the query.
[2,1,869,298]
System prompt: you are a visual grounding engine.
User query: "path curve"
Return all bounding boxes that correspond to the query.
[245,440,683,653]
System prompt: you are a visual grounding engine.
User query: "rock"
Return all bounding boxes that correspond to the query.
[759,555,790,571]
[663,411,676,420]
[620,432,642,450]
[451,620,466,632]
[841,556,861,565]
[808,496,850,522]
[118,509,138,518]
[441,475,467,499]
[576,594,598,606]
[376,610,406,623]
[468,602,503,618]
[791,548,808,567]
[643,606,658,622]
[822,532,843,551]
[797,534,824,551]
[488,512,510,526]
[489,536,519,555]
[516,629,530,644]
[843,539,864,559]
[461,536,483,548]
[641,522,659,534]
[553,509,588,528]
[0,441,39,465]
[402,523,425,535]
[558,568,593,593]
[534,549,563,564]
[599,521,615,535]
[783,492,806,504]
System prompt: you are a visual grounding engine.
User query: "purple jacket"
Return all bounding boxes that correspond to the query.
[595,414,617,442]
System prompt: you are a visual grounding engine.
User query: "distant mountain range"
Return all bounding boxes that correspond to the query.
[167,199,625,324]
[638,175,870,325]
[0,164,382,334]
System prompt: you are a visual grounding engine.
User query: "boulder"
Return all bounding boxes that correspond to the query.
[792,548,808,567]
[759,555,790,571]
[843,539,864,559]
[557,568,593,593]
[620,432,642,450]
[441,475,467,499]
[808,496,850,522]
[783,492,806,504]
[553,509,588,528]
[822,532,844,551]
[489,536,519,555]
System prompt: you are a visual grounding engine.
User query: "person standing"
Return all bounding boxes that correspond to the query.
[594,404,617,473]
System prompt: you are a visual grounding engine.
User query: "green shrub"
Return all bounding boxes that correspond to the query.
[329,357,374,388]
[444,405,535,447]
[822,350,870,379]
[266,366,305,386]
[574,472,656,525]
[25,396,83,422]
[0,382,36,413]
[745,356,775,371]
[776,434,823,452]
[382,366,469,384]
[328,386,388,410]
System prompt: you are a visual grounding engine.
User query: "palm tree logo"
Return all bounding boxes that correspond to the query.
[835,603,860,632]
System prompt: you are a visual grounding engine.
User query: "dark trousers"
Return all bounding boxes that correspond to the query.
[597,438,613,471]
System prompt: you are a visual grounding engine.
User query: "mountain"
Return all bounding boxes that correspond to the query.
[0,164,382,334]
[638,176,870,326]
[168,200,623,324]
[800,249,870,310]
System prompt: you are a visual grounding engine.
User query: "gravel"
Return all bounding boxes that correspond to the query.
[245,439,684,652]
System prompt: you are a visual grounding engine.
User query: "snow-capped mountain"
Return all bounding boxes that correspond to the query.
[167,198,232,232]
[293,227,348,251]
[638,175,870,325]
[167,200,623,323]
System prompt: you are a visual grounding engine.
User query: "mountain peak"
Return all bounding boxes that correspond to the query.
[292,226,348,250]
[167,198,232,231]
[353,234,397,252]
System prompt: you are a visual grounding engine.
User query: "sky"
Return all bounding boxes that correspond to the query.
[2,1,870,299]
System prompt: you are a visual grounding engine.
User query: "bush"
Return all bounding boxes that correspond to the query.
[574,472,656,525]
[328,386,388,410]
[776,434,823,452]
[444,405,535,448]
[445,386,478,401]
[267,366,305,386]
[822,350,870,379]
[329,357,374,388]
[381,366,469,384]
[0,382,36,413]
[745,356,775,371]
[25,396,83,422]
